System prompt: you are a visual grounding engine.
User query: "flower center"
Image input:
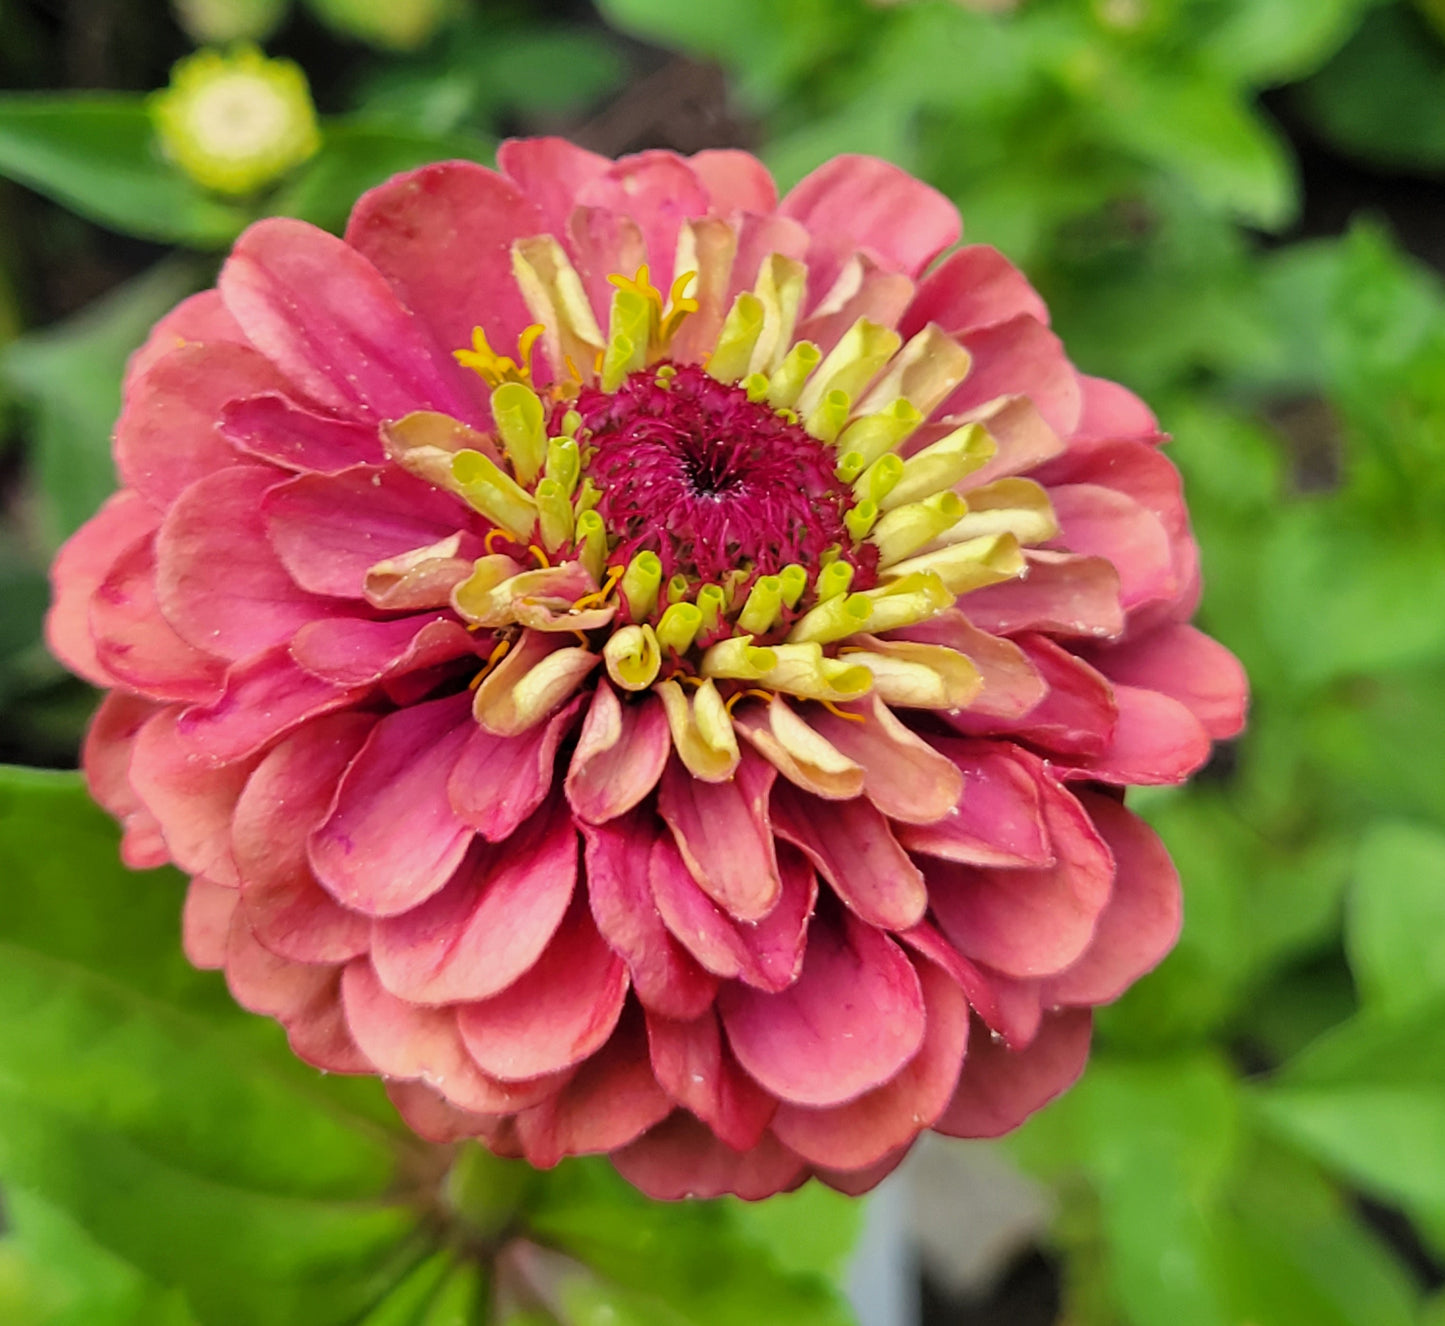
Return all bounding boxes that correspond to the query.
[570,364,877,591]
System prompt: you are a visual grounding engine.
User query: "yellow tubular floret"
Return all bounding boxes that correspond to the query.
[795,318,902,417]
[601,285,653,391]
[805,389,851,444]
[700,635,778,680]
[604,624,662,691]
[544,436,581,496]
[854,453,904,507]
[881,423,994,510]
[852,572,954,634]
[881,531,1027,595]
[655,602,704,654]
[574,510,607,584]
[620,552,663,621]
[871,491,966,565]
[737,575,783,635]
[855,325,972,419]
[750,254,808,374]
[534,479,574,554]
[707,292,765,383]
[767,341,822,409]
[785,591,873,645]
[451,450,536,541]
[834,398,923,467]
[490,381,547,485]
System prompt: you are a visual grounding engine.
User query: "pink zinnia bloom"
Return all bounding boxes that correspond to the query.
[48,139,1246,1200]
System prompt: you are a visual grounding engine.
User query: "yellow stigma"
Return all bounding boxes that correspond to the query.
[454,324,543,389]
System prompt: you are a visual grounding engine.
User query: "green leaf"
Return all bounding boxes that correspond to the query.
[1198,0,1377,84]
[303,0,457,51]
[725,1183,863,1281]
[0,97,250,246]
[2,257,202,545]
[1346,820,1445,1012]
[0,766,430,1324]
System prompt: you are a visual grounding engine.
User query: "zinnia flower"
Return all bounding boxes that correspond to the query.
[48,139,1246,1200]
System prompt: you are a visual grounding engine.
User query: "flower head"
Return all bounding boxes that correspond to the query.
[49,139,1247,1199]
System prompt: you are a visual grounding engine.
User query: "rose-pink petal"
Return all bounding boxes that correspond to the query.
[575,152,711,292]
[689,148,778,214]
[963,552,1124,640]
[1046,482,1176,609]
[646,1009,777,1152]
[613,1113,808,1202]
[182,877,237,969]
[901,245,1050,339]
[497,137,612,241]
[219,393,383,473]
[1057,683,1212,786]
[289,614,477,688]
[82,691,169,869]
[565,683,671,823]
[123,289,245,393]
[1087,623,1247,740]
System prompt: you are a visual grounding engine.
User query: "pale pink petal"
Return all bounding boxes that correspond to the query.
[646,1009,777,1151]
[613,1113,807,1201]
[218,217,475,420]
[289,614,478,688]
[582,813,719,1021]
[719,911,926,1108]
[448,696,581,841]
[116,343,285,509]
[497,137,612,240]
[728,212,811,298]
[941,315,1082,438]
[1046,483,1176,609]
[123,289,245,393]
[946,396,1066,487]
[1086,623,1247,740]
[1057,683,1212,786]
[47,491,159,686]
[796,254,915,355]
[565,683,670,823]
[575,152,712,291]
[771,956,968,1168]
[370,797,576,1004]
[689,149,778,214]
[567,207,647,330]
[155,467,344,660]
[771,783,927,931]
[1073,374,1161,443]
[656,751,780,922]
[182,877,237,969]
[892,610,1046,721]
[219,394,383,473]
[900,245,1049,338]
[963,552,1124,640]
[1045,793,1180,1006]
[308,692,475,916]
[936,1008,1092,1139]
[385,1081,503,1144]
[82,691,169,869]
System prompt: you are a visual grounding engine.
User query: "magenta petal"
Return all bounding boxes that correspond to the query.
[220,393,383,473]
[218,217,474,420]
[780,154,960,300]
[719,911,926,1108]
[91,535,227,703]
[973,969,1044,1049]
[177,647,362,764]
[513,1014,671,1168]
[1088,623,1247,741]
[115,342,284,508]
[582,813,719,1021]
[936,1008,1092,1139]
[576,152,712,291]
[1059,684,1212,786]
[927,771,1114,979]
[771,784,927,931]
[230,710,375,964]
[943,315,1082,438]
[309,692,475,916]
[129,707,254,885]
[123,289,244,393]
[901,244,1050,339]
[47,490,159,686]
[1045,793,1181,1006]
[963,552,1124,640]
[370,797,577,1004]
[771,956,969,1169]
[613,1113,807,1201]
[155,467,343,660]
[565,683,670,824]
[657,751,780,922]
[385,1081,504,1144]
[83,692,169,869]
[457,897,627,1082]
[646,1009,777,1151]
[264,464,469,599]
[289,614,477,687]
[345,160,544,387]
[448,696,582,841]
[895,739,1052,868]
[896,921,1000,1029]
[182,877,236,969]
[497,137,612,240]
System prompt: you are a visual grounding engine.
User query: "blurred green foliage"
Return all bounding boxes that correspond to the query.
[0,0,1443,1322]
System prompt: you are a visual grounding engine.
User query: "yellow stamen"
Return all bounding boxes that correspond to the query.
[570,563,625,614]
[818,698,866,723]
[484,528,515,556]
[725,687,775,714]
[468,635,513,689]
[454,323,544,388]
[528,544,550,569]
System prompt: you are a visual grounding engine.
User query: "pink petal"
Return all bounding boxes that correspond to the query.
[614,1113,808,1201]
[780,155,960,303]
[123,289,245,394]
[771,783,927,931]
[129,706,255,885]
[1045,792,1180,1006]
[176,647,361,764]
[900,245,1049,339]
[230,711,375,964]
[796,254,915,355]
[689,149,777,214]
[47,491,159,686]
[576,151,712,291]
[567,207,647,331]
[1057,683,1212,786]
[972,969,1044,1048]
[927,769,1114,979]
[385,1081,503,1145]
[263,464,471,599]
[220,393,383,473]
[1046,483,1176,609]
[582,812,719,1021]
[565,683,670,823]
[155,467,343,661]
[892,610,1046,721]
[810,696,963,824]
[650,832,815,993]
[341,959,562,1113]
[1087,623,1247,741]
[115,342,284,509]
[370,796,576,1004]
[217,217,474,420]
[936,1008,1092,1138]
[719,910,926,1108]
[728,212,811,298]
[513,1011,671,1167]
[345,161,543,393]
[771,955,969,1168]
[83,691,169,869]
[657,750,780,922]
[963,552,1124,640]
[647,1009,777,1151]
[289,613,477,687]
[497,137,612,241]
[946,395,1065,487]
[941,315,1082,437]
[182,877,237,969]
[91,535,227,703]
[895,738,1052,868]
[896,921,1000,1027]
[448,696,582,841]
[813,1144,912,1196]
[308,692,475,916]
[1074,374,1161,443]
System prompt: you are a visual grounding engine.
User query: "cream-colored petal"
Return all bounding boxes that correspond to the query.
[843,634,983,709]
[656,678,740,782]
[670,218,738,365]
[931,477,1058,546]
[855,323,972,420]
[472,631,598,735]
[757,642,874,703]
[733,696,864,800]
[511,235,605,383]
[883,531,1026,595]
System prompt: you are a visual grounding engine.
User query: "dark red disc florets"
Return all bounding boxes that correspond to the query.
[568,363,877,588]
